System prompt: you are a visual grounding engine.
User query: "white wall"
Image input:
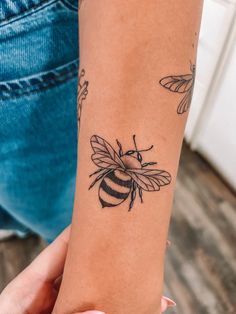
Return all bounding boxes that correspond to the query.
[185,0,236,190]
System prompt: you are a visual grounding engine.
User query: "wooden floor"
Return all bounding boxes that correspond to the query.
[0,143,236,314]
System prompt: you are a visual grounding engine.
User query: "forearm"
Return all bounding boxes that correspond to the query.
[54,1,203,313]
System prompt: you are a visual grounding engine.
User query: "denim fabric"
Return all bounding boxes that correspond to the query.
[0,0,79,241]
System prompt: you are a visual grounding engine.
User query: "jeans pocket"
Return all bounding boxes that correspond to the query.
[0,0,79,83]
[0,0,58,25]
[0,0,78,25]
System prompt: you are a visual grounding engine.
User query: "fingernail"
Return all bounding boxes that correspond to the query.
[83,311,106,314]
[163,296,176,307]
[166,240,171,247]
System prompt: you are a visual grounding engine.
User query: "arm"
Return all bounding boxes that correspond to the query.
[54,1,203,313]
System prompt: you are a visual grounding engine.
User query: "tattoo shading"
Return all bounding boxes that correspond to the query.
[77,69,89,123]
[89,135,171,211]
[159,63,196,114]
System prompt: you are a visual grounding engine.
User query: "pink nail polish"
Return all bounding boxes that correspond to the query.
[163,296,176,307]
[83,311,106,314]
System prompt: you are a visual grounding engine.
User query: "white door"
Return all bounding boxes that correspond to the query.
[185,0,236,190]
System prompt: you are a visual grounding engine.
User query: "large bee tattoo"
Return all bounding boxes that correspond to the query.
[159,63,196,114]
[77,69,89,123]
[89,135,171,211]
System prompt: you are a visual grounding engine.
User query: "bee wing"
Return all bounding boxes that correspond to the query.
[90,135,125,170]
[77,81,89,106]
[126,168,171,191]
[159,74,193,93]
[177,89,193,114]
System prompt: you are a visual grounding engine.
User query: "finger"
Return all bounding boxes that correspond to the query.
[53,275,63,292]
[73,298,175,314]
[73,311,105,314]
[25,226,71,282]
[161,296,176,312]
[0,227,71,313]
[0,227,70,295]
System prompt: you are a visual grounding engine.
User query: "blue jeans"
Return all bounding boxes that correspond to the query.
[0,0,79,241]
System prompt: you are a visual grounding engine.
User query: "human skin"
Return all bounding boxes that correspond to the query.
[0,228,103,314]
[53,1,204,314]
[0,225,172,313]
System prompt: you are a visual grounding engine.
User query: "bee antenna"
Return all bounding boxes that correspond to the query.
[133,135,154,154]
[139,145,153,153]
[133,134,138,151]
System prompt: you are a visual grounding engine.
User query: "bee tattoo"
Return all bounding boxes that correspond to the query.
[89,135,171,211]
[77,69,89,123]
[159,63,196,114]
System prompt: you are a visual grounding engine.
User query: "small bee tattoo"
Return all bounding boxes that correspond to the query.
[159,62,196,114]
[77,69,89,123]
[89,135,171,211]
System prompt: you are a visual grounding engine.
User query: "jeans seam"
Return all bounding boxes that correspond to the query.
[1,62,78,90]
[0,72,78,100]
[0,59,79,100]
[60,0,78,12]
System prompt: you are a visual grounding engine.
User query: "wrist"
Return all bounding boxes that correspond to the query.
[53,232,164,314]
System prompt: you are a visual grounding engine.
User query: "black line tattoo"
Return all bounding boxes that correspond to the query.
[77,69,89,123]
[89,135,171,211]
[159,62,196,114]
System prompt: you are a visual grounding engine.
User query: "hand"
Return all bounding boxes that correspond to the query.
[0,227,72,314]
[0,227,175,314]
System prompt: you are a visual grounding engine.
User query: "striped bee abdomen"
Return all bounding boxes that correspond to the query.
[99,170,132,208]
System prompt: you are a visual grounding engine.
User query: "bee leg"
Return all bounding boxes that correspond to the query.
[138,187,143,203]
[116,139,123,157]
[89,169,111,190]
[142,162,157,167]
[89,168,104,177]
[128,182,137,211]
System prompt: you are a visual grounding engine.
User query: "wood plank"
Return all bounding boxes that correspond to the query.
[165,143,236,313]
[0,236,46,291]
